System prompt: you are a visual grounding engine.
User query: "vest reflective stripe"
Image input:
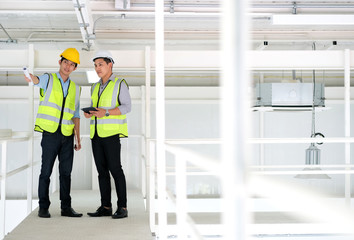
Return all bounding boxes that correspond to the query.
[39,101,60,110]
[34,73,80,136]
[90,78,128,139]
[90,118,127,125]
[36,114,74,126]
[36,114,60,124]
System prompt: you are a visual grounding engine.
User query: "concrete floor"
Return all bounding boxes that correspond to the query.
[4,189,154,240]
[4,190,354,240]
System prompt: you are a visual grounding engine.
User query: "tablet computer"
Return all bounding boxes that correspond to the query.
[81,107,97,113]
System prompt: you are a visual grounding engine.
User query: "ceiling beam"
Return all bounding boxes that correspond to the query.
[72,0,94,50]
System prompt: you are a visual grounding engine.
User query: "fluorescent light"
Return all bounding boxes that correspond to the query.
[273,14,354,25]
[86,70,100,83]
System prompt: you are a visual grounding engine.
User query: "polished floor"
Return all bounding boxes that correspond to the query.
[4,189,154,240]
[4,190,354,240]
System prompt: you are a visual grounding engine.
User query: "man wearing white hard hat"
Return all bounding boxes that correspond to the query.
[84,50,131,219]
[24,48,83,218]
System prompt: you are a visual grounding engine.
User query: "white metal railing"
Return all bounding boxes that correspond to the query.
[0,132,39,240]
[147,139,222,239]
[146,139,354,239]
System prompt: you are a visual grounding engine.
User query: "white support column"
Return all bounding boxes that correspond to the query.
[0,142,7,239]
[144,46,151,209]
[27,44,34,214]
[145,46,151,153]
[155,0,167,238]
[344,49,351,206]
[141,86,146,199]
[221,0,250,240]
[148,140,156,234]
[176,155,187,239]
[259,73,265,169]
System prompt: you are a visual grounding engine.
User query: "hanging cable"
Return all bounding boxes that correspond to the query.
[311,43,316,137]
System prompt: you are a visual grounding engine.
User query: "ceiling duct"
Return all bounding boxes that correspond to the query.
[255,42,325,109]
[254,82,325,108]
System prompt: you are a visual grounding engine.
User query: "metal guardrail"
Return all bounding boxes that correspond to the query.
[0,132,37,240]
[145,138,354,239]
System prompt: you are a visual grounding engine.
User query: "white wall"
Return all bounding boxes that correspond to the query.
[1,85,354,198]
[0,85,222,198]
[251,99,354,197]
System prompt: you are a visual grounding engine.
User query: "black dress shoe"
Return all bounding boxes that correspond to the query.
[87,206,112,217]
[38,208,51,218]
[61,207,83,217]
[112,207,128,219]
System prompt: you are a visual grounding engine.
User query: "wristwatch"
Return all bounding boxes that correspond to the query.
[105,109,110,117]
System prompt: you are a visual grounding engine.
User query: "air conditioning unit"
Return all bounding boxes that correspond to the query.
[254,83,325,107]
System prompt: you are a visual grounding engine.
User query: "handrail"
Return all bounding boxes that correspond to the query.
[148,139,354,238]
[0,131,34,239]
[164,144,220,173]
[148,137,354,144]
[0,161,40,181]
[148,140,222,238]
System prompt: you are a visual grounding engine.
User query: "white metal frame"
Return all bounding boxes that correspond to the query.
[0,133,39,240]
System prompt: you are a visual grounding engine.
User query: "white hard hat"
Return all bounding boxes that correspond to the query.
[92,50,115,64]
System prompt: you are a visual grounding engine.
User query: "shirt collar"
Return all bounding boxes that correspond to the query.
[99,73,114,85]
[56,72,70,83]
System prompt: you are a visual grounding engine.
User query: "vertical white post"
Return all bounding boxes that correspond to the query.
[176,155,187,239]
[148,140,156,234]
[259,73,265,169]
[155,0,167,238]
[145,46,151,144]
[221,0,250,240]
[0,142,7,239]
[27,44,34,214]
[144,45,151,202]
[141,86,146,199]
[344,49,351,206]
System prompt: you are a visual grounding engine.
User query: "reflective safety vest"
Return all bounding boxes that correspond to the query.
[90,78,128,139]
[34,73,80,136]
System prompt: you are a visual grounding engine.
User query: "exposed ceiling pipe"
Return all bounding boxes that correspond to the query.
[93,16,121,35]
[252,3,354,9]
[25,30,80,42]
[170,0,175,13]
[92,11,220,35]
[73,0,94,51]
[130,2,220,8]
[0,24,17,43]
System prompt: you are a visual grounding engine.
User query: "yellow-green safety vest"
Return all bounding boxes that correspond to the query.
[90,78,128,139]
[34,73,81,136]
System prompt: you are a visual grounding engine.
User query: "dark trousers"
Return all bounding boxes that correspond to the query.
[92,134,127,208]
[38,129,74,210]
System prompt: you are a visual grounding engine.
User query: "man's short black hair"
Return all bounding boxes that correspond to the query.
[93,57,112,65]
[61,57,78,68]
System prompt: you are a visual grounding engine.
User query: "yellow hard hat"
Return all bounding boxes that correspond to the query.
[60,48,80,64]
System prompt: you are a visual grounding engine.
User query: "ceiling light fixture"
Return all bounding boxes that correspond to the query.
[295,43,330,180]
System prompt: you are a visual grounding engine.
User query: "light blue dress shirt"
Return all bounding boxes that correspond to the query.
[35,72,80,118]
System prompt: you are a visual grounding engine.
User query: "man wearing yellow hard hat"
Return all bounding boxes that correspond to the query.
[24,48,83,218]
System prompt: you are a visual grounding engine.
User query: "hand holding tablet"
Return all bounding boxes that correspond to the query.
[81,107,98,114]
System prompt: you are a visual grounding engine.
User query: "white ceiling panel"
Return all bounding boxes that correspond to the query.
[0,0,354,87]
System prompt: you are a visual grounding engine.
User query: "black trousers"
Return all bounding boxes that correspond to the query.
[92,134,127,208]
[38,129,74,210]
